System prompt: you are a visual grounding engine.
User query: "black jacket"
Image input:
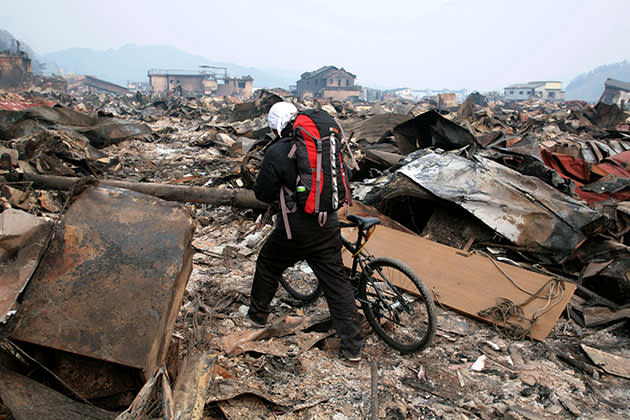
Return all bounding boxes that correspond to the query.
[253,138,296,204]
[253,137,339,231]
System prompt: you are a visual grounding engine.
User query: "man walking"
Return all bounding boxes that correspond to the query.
[247,102,364,362]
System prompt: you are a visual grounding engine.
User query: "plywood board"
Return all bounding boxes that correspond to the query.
[342,224,576,341]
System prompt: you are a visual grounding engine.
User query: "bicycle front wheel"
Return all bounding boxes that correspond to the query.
[279,260,322,302]
[359,257,436,353]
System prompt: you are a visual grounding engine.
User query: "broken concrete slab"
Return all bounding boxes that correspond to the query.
[0,367,117,420]
[9,185,195,377]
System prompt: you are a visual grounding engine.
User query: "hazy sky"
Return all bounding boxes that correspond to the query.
[4,0,630,91]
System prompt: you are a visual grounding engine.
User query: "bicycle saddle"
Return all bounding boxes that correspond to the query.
[346,214,382,229]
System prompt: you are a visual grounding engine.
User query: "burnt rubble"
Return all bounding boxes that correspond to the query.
[1,87,630,419]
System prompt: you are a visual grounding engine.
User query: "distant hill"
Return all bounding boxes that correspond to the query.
[44,44,298,89]
[0,29,58,74]
[565,60,630,102]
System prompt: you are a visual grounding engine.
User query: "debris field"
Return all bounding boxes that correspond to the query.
[1,87,630,420]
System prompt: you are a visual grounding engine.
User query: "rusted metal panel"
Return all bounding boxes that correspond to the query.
[10,186,195,376]
[51,350,140,399]
[0,367,117,420]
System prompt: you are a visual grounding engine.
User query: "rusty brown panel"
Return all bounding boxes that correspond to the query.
[52,350,141,399]
[10,185,195,373]
[0,367,117,420]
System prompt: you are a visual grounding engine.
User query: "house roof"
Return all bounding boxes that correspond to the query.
[505,82,545,89]
[300,65,336,79]
[300,66,356,80]
[605,78,630,91]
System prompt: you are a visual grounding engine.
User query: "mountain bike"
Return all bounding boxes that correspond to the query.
[279,214,436,353]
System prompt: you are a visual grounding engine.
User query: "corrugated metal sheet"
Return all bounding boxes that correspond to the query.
[398,149,601,260]
[0,100,56,111]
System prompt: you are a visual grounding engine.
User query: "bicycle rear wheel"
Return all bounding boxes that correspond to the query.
[279,260,322,302]
[359,257,436,353]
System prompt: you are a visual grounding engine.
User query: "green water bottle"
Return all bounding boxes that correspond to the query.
[296,185,307,206]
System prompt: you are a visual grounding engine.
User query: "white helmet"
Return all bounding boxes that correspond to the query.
[267,102,297,135]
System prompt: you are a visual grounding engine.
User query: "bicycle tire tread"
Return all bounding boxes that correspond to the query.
[359,257,437,353]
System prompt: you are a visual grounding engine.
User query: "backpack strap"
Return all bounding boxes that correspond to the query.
[333,117,359,171]
[330,133,339,209]
[295,125,330,142]
[339,152,353,206]
[279,185,296,239]
[287,142,297,159]
[318,211,327,226]
[314,138,322,213]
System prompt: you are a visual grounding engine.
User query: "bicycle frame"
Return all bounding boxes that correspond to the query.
[340,223,377,280]
[341,222,416,313]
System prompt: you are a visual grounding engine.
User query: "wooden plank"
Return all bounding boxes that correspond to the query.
[581,344,630,379]
[173,352,216,420]
[582,306,630,327]
[342,225,576,341]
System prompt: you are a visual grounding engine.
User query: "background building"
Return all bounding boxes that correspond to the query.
[148,68,254,99]
[504,81,565,101]
[598,78,630,109]
[65,75,129,95]
[294,66,361,100]
[0,43,32,89]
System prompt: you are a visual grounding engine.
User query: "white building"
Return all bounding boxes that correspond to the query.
[504,81,564,102]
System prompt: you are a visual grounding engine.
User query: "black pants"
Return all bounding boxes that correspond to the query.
[249,221,364,354]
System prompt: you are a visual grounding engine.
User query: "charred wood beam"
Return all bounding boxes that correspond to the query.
[370,358,379,420]
[556,353,597,376]
[22,173,267,209]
